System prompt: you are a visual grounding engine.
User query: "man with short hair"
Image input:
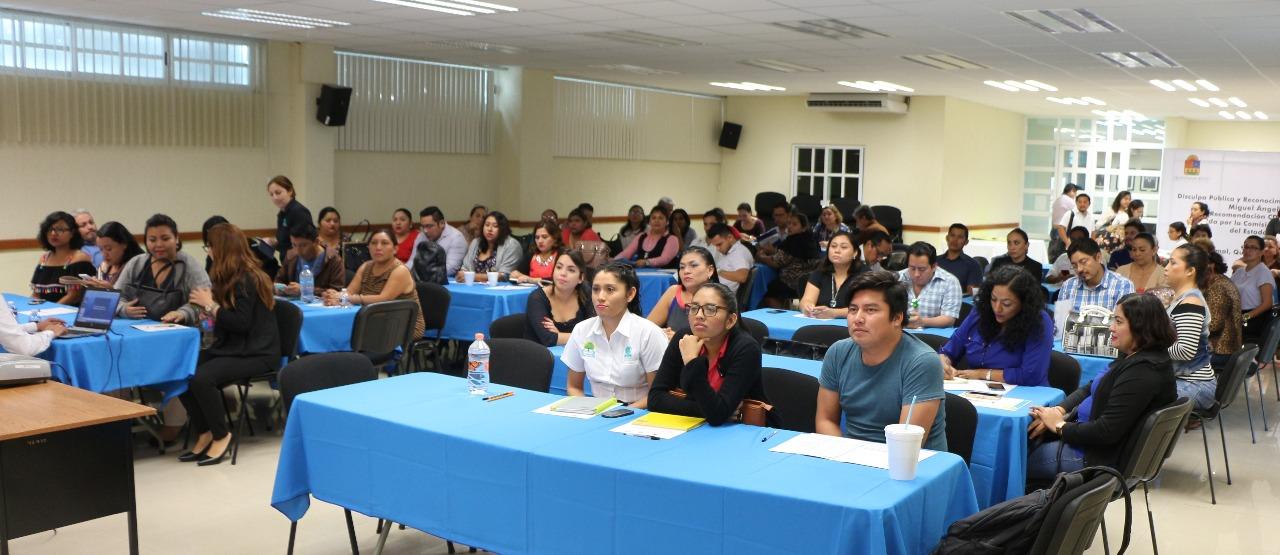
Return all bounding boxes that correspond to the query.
[1060,239,1135,312]
[657,197,674,215]
[860,230,893,272]
[707,224,753,293]
[936,223,982,295]
[1105,219,1145,270]
[1049,184,1081,261]
[576,202,595,231]
[412,206,467,278]
[756,202,792,249]
[897,242,962,328]
[691,208,739,249]
[1056,193,1095,248]
[74,209,103,267]
[1047,226,1092,284]
[816,271,947,450]
[852,205,889,236]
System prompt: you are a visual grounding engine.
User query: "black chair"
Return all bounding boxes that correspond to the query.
[350,299,419,376]
[884,251,908,272]
[280,352,378,555]
[487,338,554,393]
[973,256,989,275]
[741,317,768,347]
[957,302,972,325]
[944,393,977,465]
[1048,352,1082,398]
[1192,344,1258,504]
[792,325,848,348]
[1240,318,1280,442]
[832,197,861,225]
[1028,474,1121,555]
[409,281,449,373]
[226,301,302,465]
[790,193,822,224]
[754,191,787,229]
[871,205,903,243]
[1098,397,1192,554]
[489,313,526,340]
[760,367,818,433]
[914,332,950,353]
[736,266,758,309]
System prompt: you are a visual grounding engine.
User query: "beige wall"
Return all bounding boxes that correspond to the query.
[551,157,721,223]
[939,97,1026,228]
[333,151,498,226]
[1181,121,1280,152]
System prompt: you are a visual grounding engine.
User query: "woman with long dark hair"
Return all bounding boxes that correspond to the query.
[617,204,647,249]
[561,208,601,250]
[511,220,562,284]
[670,208,696,250]
[30,211,97,305]
[799,231,861,319]
[1163,244,1216,411]
[89,221,144,288]
[647,247,721,336]
[115,214,212,323]
[939,265,1053,386]
[457,210,523,281]
[523,250,594,346]
[324,229,425,337]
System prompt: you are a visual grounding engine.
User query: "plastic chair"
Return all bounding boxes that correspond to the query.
[792,325,849,348]
[760,367,818,433]
[409,281,449,373]
[487,338,554,393]
[1098,397,1192,554]
[832,197,861,225]
[754,192,787,229]
[281,352,378,555]
[736,266,758,309]
[350,299,419,376]
[884,251,908,272]
[740,317,768,347]
[1192,344,1258,504]
[1048,352,1083,398]
[957,302,972,326]
[871,205,904,243]
[226,301,300,465]
[488,313,526,340]
[944,393,977,464]
[790,193,822,224]
[914,332,950,353]
[1029,474,1121,555]
[973,256,989,274]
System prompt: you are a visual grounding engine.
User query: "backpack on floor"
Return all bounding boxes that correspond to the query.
[932,465,1131,555]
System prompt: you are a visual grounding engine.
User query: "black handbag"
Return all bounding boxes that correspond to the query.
[135,257,188,320]
[343,219,373,273]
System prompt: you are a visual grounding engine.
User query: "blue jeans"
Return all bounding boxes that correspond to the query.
[1028,440,1085,481]
[1177,378,1218,411]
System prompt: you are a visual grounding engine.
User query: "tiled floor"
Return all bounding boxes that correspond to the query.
[10,369,1280,554]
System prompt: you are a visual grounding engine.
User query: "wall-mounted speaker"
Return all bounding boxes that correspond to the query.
[719,122,743,149]
[316,84,352,127]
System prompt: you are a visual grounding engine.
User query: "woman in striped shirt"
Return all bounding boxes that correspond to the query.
[1163,244,1216,411]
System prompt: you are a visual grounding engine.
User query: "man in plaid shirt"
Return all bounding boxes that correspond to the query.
[897,242,962,328]
[1060,239,1135,312]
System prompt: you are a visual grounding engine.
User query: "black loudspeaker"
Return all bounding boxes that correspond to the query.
[316,84,352,127]
[719,122,742,149]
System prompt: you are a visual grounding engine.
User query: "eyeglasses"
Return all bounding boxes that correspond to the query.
[686,302,725,317]
[1242,245,1261,251]
[48,227,72,234]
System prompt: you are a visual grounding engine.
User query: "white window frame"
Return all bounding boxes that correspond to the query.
[790,144,865,203]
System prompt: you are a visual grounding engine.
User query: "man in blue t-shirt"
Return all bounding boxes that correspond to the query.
[936,223,982,296]
[816,271,948,450]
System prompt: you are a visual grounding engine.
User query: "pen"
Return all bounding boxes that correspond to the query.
[760,429,779,443]
[483,391,515,402]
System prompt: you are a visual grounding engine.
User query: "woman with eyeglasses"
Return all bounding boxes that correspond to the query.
[939,265,1052,386]
[647,247,720,338]
[561,263,669,408]
[798,231,861,319]
[617,205,647,250]
[648,282,772,426]
[31,211,97,305]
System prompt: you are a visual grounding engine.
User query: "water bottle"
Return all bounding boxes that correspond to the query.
[467,333,490,395]
[300,264,315,303]
[339,287,350,308]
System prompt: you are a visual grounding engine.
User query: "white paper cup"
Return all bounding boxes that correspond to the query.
[487,271,499,286]
[884,423,925,480]
[464,271,476,285]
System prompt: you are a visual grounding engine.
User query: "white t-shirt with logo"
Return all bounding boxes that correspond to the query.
[561,311,669,403]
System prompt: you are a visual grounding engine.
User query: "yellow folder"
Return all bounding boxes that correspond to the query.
[633,412,705,431]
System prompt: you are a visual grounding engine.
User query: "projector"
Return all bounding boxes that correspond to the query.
[0,353,51,387]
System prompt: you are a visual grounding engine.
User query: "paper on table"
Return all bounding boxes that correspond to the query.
[610,421,688,440]
[943,379,1017,395]
[486,285,531,291]
[961,393,1031,411]
[533,400,617,420]
[19,307,78,317]
[132,323,187,332]
[769,433,936,470]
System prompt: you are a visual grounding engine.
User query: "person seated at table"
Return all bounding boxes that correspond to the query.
[576,202,595,232]
[324,229,425,336]
[649,247,720,337]
[613,205,679,269]
[412,206,468,279]
[1046,226,1091,285]
[562,263,669,408]
[858,229,893,272]
[1059,239,1135,312]
[81,221,144,289]
[460,204,486,246]
[1104,220,1144,270]
[799,231,861,319]
[524,250,593,347]
[1233,235,1275,344]
[316,206,345,253]
[74,209,103,268]
[756,202,792,248]
[115,214,212,323]
[176,223,280,466]
[707,224,753,294]
[898,242,962,329]
[30,211,97,305]
[457,211,523,282]
[540,208,559,226]
[852,205,889,237]
[734,202,765,241]
[511,221,562,284]
[937,223,983,296]
[390,208,419,264]
[648,282,773,426]
[988,228,1043,281]
[276,221,345,296]
[0,304,66,356]
[759,213,821,308]
[670,208,696,250]
[1114,233,1168,293]
[561,208,601,251]
[692,208,740,249]
[940,266,1052,386]
[1027,294,1176,480]
[814,205,850,251]
[815,271,947,449]
[1162,244,1217,411]
[1190,223,1212,242]
[617,204,647,250]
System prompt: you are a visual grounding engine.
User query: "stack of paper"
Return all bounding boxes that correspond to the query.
[610,412,705,440]
[961,393,1031,411]
[943,378,1017,395]
[769,433,937,470]
[550,396,618,416]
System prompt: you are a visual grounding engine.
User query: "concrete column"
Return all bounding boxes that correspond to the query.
[494,67,554,222]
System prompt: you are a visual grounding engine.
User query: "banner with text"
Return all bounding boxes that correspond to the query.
[1160,148,1280,257]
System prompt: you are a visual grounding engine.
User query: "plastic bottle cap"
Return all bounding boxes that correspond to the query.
[474,333,484,340]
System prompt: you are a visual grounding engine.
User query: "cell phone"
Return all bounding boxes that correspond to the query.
[601,408,634,418]
[987,383,1006,391]
[767,309,787,314]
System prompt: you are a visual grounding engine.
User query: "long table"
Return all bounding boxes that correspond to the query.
[292,300,360,354]
[3,293,200,399]
[272,372,979,555]
[742,308,956,341]
[443,283,533,340]
[636,270,675,315]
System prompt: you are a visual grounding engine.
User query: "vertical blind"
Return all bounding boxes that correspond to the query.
[336,51,492,154]
[553,77,723,163]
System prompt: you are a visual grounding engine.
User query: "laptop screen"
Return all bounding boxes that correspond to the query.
[77,289,120,328]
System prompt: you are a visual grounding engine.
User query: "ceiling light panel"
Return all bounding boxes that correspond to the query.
[1255,112,1269,120]
[371,0,517,16]
[202,9,351,29]
[1188,98,1211,107]
[1228,97,1247,107]
[901,54,987,70]
[709,81,785,92]
[1218,111,1235,119]
[1195,80,1219,92]
[771,19,888,40]
[1208,97,1229,107]
[585,31,701,48]
[590,64,679,76]
[1005,9,1122,34]
[1170,79,1196,91]
[739,59,823,73]
[1149,79,1177,92]
[1096,51,1180,69]
[985,80,1057,92]
[838,81,913,93]
[1236,111,1253,120]
[983,80,1020,92]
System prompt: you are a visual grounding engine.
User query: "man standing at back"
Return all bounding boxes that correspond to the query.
[1049,184,1081,260]
[413,206,467,279]
[936,223,982,296]
[1056,192,1095,252]
[815,271,947,450]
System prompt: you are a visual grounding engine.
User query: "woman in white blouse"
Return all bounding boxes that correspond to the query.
[561,263,669,407]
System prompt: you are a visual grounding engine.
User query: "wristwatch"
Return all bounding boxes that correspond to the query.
[1055,420,1066,434]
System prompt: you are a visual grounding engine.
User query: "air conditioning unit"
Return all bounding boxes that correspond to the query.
[806,93,909,114]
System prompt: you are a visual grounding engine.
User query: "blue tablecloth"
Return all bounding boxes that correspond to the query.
[272,372,978,554]
[746,263,776,310]
[443,284,534,340]
[3,293,199,400]
[292,300,360,354]
[636,270,675,315]
[761,354,1063,508]
[743,309,956,341]
[1055,340,1113,386]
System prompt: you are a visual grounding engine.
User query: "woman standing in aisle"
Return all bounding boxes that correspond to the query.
[268,175,312,267]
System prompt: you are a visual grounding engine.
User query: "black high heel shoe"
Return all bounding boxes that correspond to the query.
[197,440,231,467]
[177,446,210,462]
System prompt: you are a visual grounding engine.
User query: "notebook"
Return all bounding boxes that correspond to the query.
[631,412,705,431]
[549,396,618,415]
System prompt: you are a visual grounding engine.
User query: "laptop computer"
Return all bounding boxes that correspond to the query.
[58,288,121,339]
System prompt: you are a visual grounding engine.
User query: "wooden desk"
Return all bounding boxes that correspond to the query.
[0,381,154,555]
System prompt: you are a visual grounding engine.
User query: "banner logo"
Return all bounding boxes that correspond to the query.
[1184,155,1201,176]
